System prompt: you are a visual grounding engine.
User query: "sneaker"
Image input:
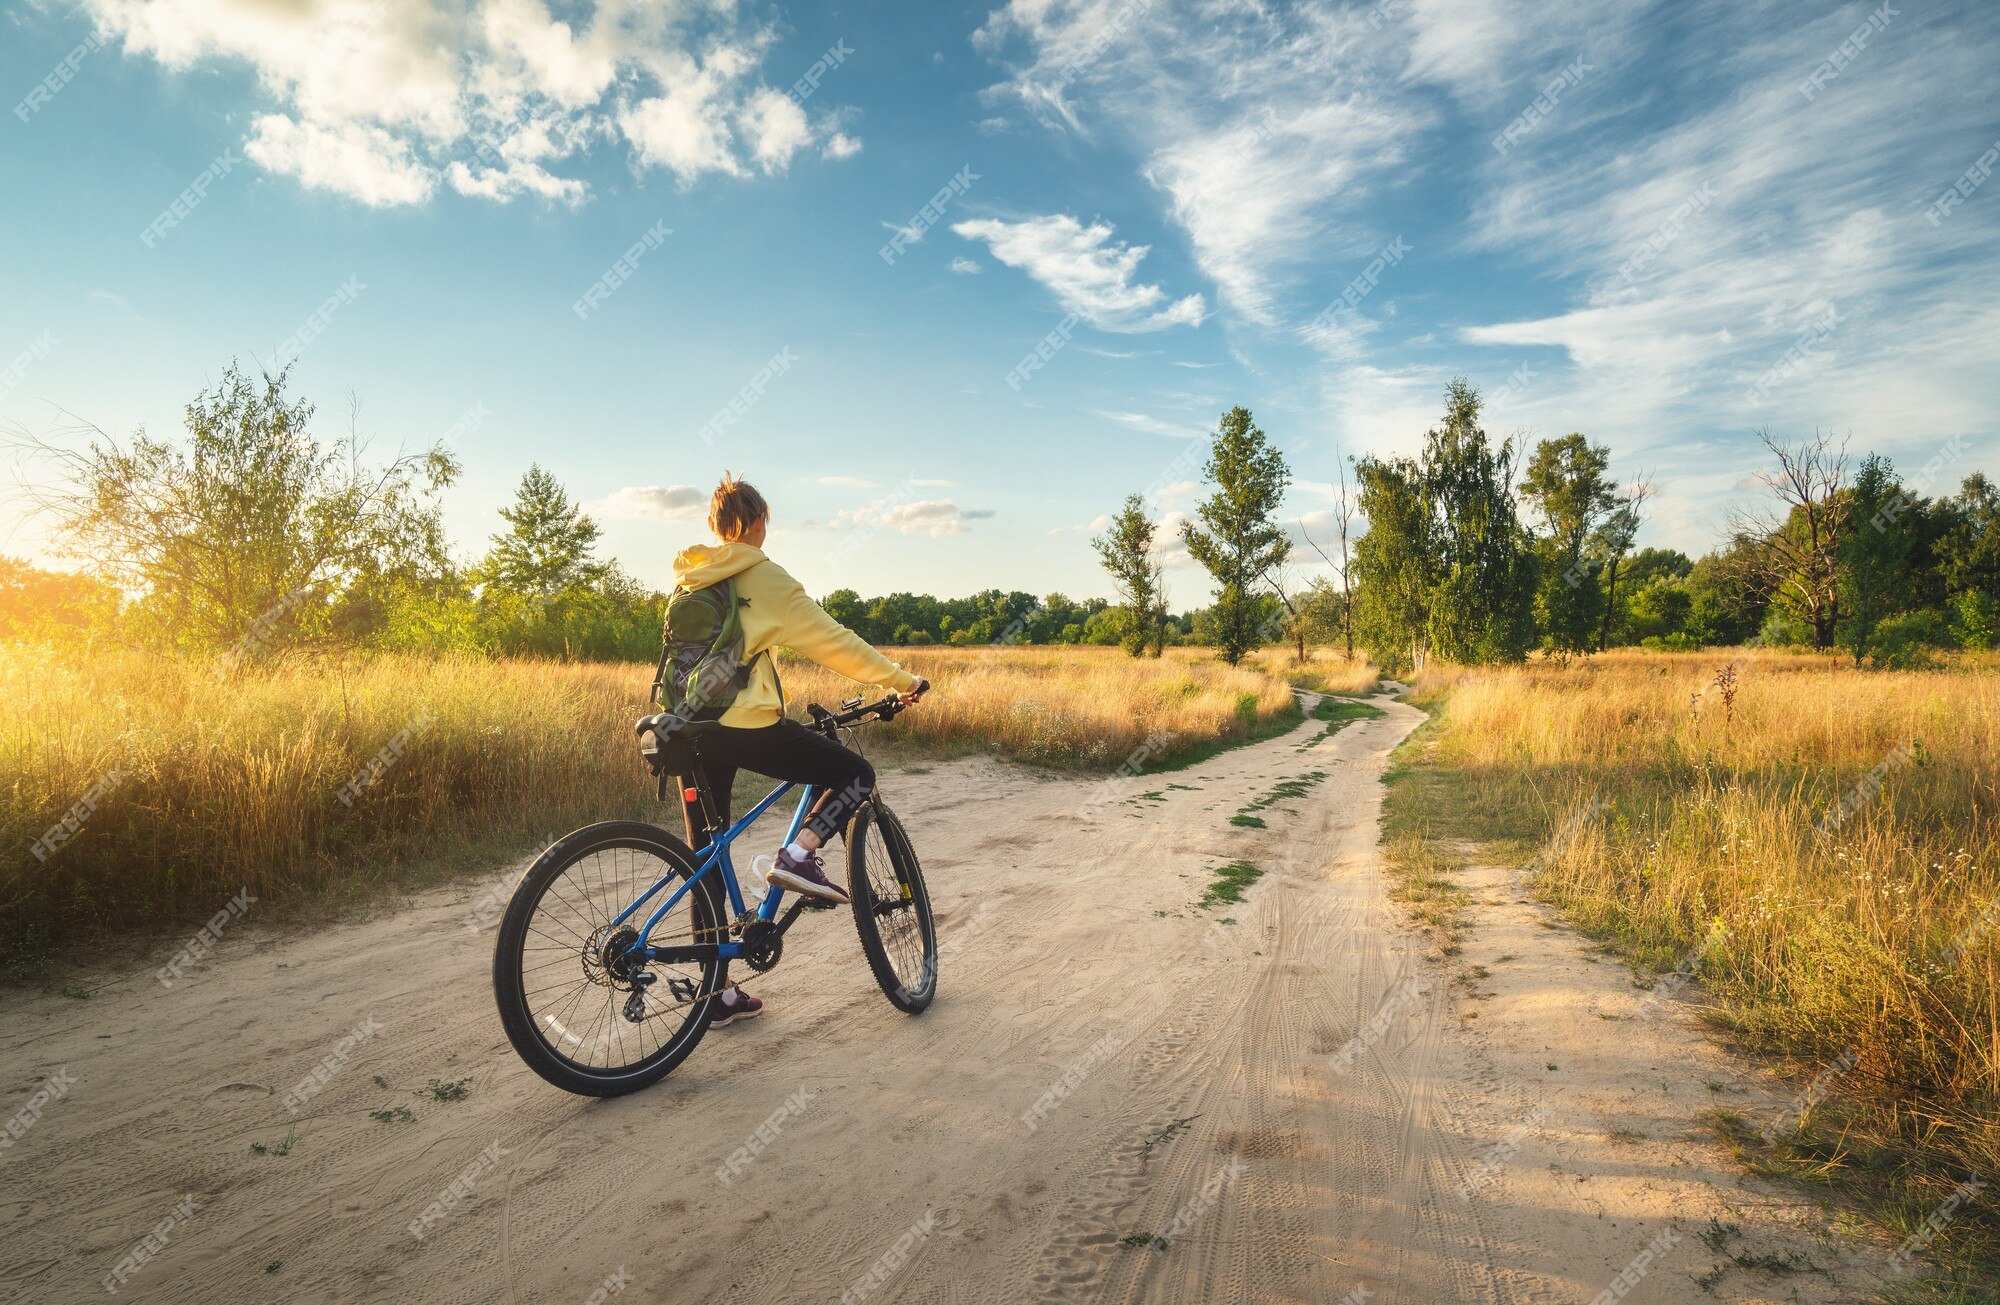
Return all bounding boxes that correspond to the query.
[766,848,851,904]
[709,984,763,1028]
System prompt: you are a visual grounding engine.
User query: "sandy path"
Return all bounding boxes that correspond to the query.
[1,691,1887,1303]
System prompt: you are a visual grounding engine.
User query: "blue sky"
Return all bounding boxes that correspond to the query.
[2,0,1995,609]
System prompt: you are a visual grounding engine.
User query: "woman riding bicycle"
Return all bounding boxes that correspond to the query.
[673,475,929,1022]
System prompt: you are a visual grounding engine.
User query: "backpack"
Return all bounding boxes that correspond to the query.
[651,578,766,721]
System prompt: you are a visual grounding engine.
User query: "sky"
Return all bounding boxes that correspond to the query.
[1,0,1996,610]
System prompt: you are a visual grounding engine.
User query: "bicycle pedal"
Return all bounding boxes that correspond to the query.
[799,897,839,912]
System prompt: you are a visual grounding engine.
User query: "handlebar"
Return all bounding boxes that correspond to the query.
[808,693,910,735]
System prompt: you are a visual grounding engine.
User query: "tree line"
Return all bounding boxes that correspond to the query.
[1091,382,1999,671]
[5,362,1993,671]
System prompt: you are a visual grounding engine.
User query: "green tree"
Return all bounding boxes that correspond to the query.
[1181,407,1291,665]
[1352,453,1434,672]
[1836,454,1915,666]
[1419,380,1537,664]
[24,362,457,656]
[1092,494,1167,657]
[1519,433,1617,662]
[480,465,608,599]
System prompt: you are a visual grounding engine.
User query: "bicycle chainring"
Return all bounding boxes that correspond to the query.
[740,920,783,972]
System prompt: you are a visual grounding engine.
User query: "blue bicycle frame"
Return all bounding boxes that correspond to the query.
[605,778,821,963]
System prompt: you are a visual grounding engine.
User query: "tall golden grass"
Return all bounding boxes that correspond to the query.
[1401,649,1998,1270]
[2,642,1302,953]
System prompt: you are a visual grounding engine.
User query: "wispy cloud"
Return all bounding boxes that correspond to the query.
[599,484,704,520]
[952,214,1205,332]
[831,498,994,536]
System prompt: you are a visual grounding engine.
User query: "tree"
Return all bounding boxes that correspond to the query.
[1591,482,1651,650]
[1519,433,1617,662]
[1181,407,1291,665]
[1727,429,1848,648]
[1352,452,1434,672]
[481,465,608,599]
[1419,380,1537,664]
[1092,494,1167,657]
[1836,454,1916,666]
[20,362,457,657]
[1298,456,1359,660]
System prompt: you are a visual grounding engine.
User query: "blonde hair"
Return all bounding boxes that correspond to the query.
[708,473,769,541]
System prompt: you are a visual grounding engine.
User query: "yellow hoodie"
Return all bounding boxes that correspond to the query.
[670,542,919,729]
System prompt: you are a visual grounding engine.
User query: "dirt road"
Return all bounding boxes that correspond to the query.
[2,691,1886,1303]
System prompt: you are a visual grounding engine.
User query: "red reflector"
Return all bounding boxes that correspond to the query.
[682,787,700,803]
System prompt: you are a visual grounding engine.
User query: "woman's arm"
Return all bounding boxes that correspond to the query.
[766,563,920,693]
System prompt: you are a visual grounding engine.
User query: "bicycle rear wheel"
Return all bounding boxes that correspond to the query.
[845,802,937,1013]
[493,821,726,1096]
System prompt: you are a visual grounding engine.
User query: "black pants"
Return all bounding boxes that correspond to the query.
[681,718,876,852]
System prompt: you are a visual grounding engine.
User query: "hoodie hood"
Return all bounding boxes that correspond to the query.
[672,542,767,589]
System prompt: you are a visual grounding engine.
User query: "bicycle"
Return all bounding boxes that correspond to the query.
[491,693,937,1097]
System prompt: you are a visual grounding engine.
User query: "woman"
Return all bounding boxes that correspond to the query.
[672,474,929,1025]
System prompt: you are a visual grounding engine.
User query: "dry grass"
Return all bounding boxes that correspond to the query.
[2,642,1304,955]
[1395,648,1999,1283]
[1241,647,1380,696]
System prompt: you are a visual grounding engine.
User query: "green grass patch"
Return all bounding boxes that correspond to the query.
[1199,860,1264,908]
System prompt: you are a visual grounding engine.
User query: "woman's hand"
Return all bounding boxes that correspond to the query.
[902,676,930,705]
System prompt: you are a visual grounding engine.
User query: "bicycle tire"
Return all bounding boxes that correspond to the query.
[493,820,726,1096]
[845,802,937,1013]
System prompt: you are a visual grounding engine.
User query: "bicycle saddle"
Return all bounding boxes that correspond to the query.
[634,713,718,774]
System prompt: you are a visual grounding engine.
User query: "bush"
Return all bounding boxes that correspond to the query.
[1953,590,2000,650]
[1868,609,1953,669]
[1640,631,1702,652]
[1756,609,1814,647]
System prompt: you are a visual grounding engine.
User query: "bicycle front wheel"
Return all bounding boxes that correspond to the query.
[845,802,937,1013]
[492,821,726,1096]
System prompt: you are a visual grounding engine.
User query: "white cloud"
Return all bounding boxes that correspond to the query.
[817,474,877,488]
[948,256,982,274]
[832,498,994,537]
[86,0,861,206]
[600,484,705,520]
[952,213,1205,332]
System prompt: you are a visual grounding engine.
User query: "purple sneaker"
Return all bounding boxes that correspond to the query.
[766,848,850,904]
[709,984,763,1028]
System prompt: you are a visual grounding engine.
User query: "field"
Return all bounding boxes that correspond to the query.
[1390,648,2000,1285]
[1,643,1304,957]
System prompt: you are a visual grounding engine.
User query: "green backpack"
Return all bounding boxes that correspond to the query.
[651,579,766,721]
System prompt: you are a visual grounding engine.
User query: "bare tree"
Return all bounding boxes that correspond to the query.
[1726,428,1849,648]
[1298,455,1359,660]
[1594,476,1654,651]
